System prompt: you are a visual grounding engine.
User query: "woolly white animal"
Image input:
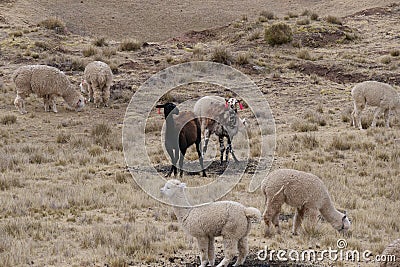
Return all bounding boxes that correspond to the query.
[261,169,350,236]
[380,239,400,267]
[193,96,245,164]
[161,179,261,267]
[13,65,85,114]
[80,61,113,108]
[351,81,400,130]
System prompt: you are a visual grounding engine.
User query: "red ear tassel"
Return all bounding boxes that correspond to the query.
[157,108,161,114]
[225,101,228,108]
[239,102,244,110]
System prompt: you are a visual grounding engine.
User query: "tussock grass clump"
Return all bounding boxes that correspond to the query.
[1,114,17,125]
[296,18,310,25]
[211,46,233,65]
[390,49,400,57]
[9,31,23,37]
[92,123,112,139]
[83,46,98,57]
[39,17,66,33]
[380,56,392,64]
[88,145,103,157]
[297,49,312,60]
[310,12,319,20]
[325,15,342,25]
[286,12,298,18]
[102,47,117,58]
[236,52,251,65]
[119,39,141,51]
[93,37,108,47]
[264,23,293,46]
[260,11,275,20]
[330,136,351,150]
[56,132,71,144]
[248,30,261,41]
[291,119,318,132]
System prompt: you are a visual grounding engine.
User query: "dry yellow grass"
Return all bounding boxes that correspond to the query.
[0,1,400,266]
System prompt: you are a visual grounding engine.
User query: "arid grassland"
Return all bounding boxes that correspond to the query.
[0,1,400,267]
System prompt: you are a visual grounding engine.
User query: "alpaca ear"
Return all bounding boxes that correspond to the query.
[342,215,347,222]
[179,182,186,188]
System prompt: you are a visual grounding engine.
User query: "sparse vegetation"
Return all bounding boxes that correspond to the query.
[93,37,108,47]
[39,17,66,33]
[211,46,233,65]
[325,15,342,25]
[236,52,251,65]
[1,115,17,125]
[83,46,98,57]
[310,12,319,20]
[390,49,400,57]
[259,10,275,20]
[264,23,293,45]
[119,39,141,51]
[296,18,310,25]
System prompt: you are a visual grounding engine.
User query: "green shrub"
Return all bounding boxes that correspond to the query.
[264,23,293,45]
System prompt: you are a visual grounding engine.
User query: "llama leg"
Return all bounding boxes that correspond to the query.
[216,238,237,267]
[195,140,207,177]
[227,136,239,163]
[219,136,225,165]
[234,237,248,266]
[166,147,175,177]
[203,128,210,155]
[178,148,186,177]
[371,107,382,128]
[384,109,390,128]
[197,237,209,267]
[293,207,305,235]
[208,237,215,266]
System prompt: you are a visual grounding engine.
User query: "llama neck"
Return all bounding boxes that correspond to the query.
[320,201,344,229]
[170,189,192,223]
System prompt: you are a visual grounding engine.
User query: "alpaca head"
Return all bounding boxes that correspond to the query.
[160,179,186,198]
[156,102,179,119]
[336,214,351,233]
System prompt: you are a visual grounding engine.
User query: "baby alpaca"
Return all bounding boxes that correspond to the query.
[161,179,261,267]
[351,81,400,130]
[81,61,113,107]
[261,169,350,236]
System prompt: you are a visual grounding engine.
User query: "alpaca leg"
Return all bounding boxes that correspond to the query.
[353,103,364,130]
[263,201,282,236]
[384,109,390,128]
[234,237,248,266]
[196,140,207,177]
[14,94,27,114]
[351,109,356,127]
[371,107,382,128]
[92,82,102,107]
[208,237,215,266]
[293,207,305,235]
[219,136,225,165]
[49,95,57,113]
[102,86,110,107]
[216,238,237,267]
[197,237,209,267]
[43,95,50,112]
[88,83,94,102]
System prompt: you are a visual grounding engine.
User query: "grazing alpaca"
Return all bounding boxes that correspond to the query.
[156,102,206,177]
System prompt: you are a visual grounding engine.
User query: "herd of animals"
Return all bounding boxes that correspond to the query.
[10,61,400,266]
